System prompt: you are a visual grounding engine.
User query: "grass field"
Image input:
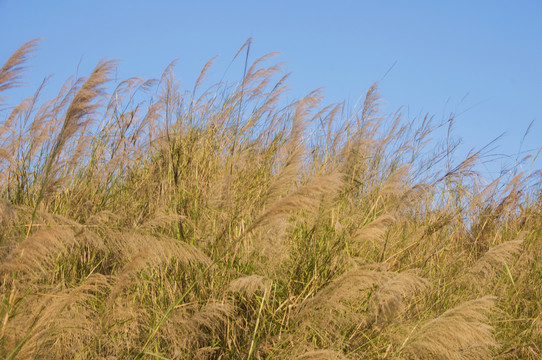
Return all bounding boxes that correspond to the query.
[1,39,541,359]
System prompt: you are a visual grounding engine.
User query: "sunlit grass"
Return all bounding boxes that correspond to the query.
[1,39,541,359]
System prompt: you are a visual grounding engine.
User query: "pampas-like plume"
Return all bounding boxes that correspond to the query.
[228,274,272,298]
[466,239,523,286]
[294,265,393,340]
[111,232,212,269]
[248,171,344,233]
[4,273,110,359]
[360,83,380,126]
[99,291,151,358]
[106,232,211,302]
[1,76,51,175]
[261,92,316,206]
[101,233,214,355]
[0,228,84,280]
[29,60,117,227]
[263,147,303,207]
[381,164,412,198]
[400,296,497,360]
[0,39,40,97]
[160,301,234,356]
[368,270,428,329]
[351,214,395,254]
[44,59,117,178]
[137,211,184,231]
[84,210,122,226]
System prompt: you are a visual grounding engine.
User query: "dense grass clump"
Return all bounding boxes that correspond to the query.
[1,39,541,359]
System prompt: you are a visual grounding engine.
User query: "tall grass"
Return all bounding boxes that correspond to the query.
[0,39,541,359]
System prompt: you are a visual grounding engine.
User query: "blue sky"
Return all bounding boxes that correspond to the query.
[1,0,541,177]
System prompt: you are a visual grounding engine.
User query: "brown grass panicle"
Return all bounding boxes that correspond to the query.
[398,296,497,360]
[157,301,234,359]
[31,60,117,213]
[2,273,110,359]
[0,227,98,282]
[465,238,523,288]
[367,270,428,330]
[350,213,396,256]
[104,231,212,303]
[248,170,344,234]
[228,274,272,299]
[293,265,426,347]
[0,39,41,98]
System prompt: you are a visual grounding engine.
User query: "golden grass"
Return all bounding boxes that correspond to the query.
[0,39,541,359]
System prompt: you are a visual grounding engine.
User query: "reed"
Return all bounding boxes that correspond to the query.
[0,39,540,359]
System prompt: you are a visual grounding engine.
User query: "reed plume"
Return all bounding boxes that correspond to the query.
[0,39,41,98]
[400,296,497,359]
[466,239,523,286]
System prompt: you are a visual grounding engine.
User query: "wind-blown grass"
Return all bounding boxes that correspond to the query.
[0,39,541,359]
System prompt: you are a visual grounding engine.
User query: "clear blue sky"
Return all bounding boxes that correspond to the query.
[1,0,541,176]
